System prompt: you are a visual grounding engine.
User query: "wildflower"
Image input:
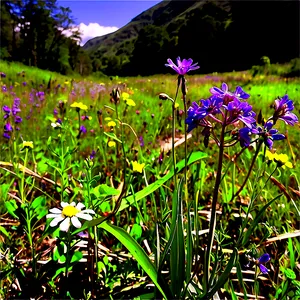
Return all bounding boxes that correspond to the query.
[122,92,130,100]
[110,88,120,103]
[0,72,6,78]
[4,122,13,132]
[3,132,10,139]
[271,94,298,126]
[132,161,145,173]
[258,121,285,149]
[107,121,116,127]
[256,253,270,274]
[266,151,293,168]
[186,102,208,132]
[14,116,22,124]
[53,108,58,116]
[22,141,33,149]
[210,82,250,103]
[2,105,11,115]
[46,202,95,232]
[125,99,136,106]
[174,103,179,109]
[90,150,96,160]
[165,57,200,75]
[80,125,87,134]
[139,136,144,147]
[70,102,88,111]
[226,98,256,128]
[238,127,252,148]
[108,141,116,147]
[81,115,92,121]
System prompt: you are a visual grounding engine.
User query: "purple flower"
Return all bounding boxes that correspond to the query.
[199,95,223,118]
[14,116,22,123]
[14,98,21,106]
[53,108,58,116]
[4,122,13,132]
[210,83,250,104]
[22,82,27,86]
[2,86,7,92]
[139,136,144,147]
[80,125,87,134]
[271,94,298,126]
[226,99,256,128]
[2,105,11,115]
[238,127,252,147]
[186,102,207,132]
[258,121,285,149]
[90,150,96,160]
[165,57,200,75]
[0,72,6,78]
[12,106,21,116]
[257,253,270,274]
[3,132,10,139]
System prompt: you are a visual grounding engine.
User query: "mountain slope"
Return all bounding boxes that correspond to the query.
[83,0,299,76]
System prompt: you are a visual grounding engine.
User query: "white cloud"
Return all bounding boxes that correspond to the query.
[78,23,119,46]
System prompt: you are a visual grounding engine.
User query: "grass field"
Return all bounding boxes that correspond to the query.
[0,60,299,299]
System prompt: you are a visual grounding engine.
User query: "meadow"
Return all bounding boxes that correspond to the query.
[0,59,299,299]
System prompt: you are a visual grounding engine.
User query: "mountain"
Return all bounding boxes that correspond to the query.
[83,0,300,76]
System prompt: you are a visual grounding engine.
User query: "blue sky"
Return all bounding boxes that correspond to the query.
[57,0,162,45]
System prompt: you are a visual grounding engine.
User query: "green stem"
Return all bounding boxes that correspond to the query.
[182,93,188,204]
[204,120,226,293]
[231,140,263,201]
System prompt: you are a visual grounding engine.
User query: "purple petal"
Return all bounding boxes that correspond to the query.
[259,253,270,264]
[259,264,269,274]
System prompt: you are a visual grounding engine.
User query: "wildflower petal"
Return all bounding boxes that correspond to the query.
[258,253,270,264]
[76,202,86,210]
[49,208,62,214]
[82,209,96,214]
[76,212,93,220]
[60,202,69,208]
[259,264,269,274]
[50,216,64,227]
[71,216,82,228]
[60,217,71,232]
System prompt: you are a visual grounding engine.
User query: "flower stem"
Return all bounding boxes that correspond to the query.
[204,120,226,293]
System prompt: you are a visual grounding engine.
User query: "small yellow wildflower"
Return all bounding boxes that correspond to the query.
[122,92,130,100]
[104,117,112,121]
[125,99,136,107]
[14,82,20,87]
[64,80,70,85]
[22,141,33,149]
[266,150,293,169]
[108,141,116,147]
[107,121,116,127]
[70,102,88,111]
[174,103,179,109]
[132,161,145,173]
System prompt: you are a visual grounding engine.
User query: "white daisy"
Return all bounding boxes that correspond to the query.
[46,202,95,232]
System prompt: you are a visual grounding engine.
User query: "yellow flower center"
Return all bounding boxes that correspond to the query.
[62,205,79,217]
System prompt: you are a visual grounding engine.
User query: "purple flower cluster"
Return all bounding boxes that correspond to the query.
[2,98,23,139]
[186,83,298,149]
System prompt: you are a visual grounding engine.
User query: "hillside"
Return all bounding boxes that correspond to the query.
[83,0,300,76]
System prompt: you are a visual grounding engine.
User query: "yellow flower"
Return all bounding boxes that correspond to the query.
[104,117,112,121]
[107,121,116,127]
[64,80,70,85]
[266,150,293,169]
[22,141,33,149]
[108,141,116,148]
[70,102,88,111]
[122,92,130,100]
[125,99,136,107]
[14,82,20,87]
[174,103,179,109]
[132,161,145,173]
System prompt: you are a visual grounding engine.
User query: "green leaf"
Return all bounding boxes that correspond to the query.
[71,251,83,263]
[100,221,169,299]
[284,268,296,280]
[203,248,238,299]
[104,132,122,143]
[130,223,143,240]
[119,151,207,211]
[92,184,120,198]
[5,200,19,219]
[242,194,281,246]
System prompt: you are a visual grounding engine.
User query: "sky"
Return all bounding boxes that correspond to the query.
[57,0,162,45]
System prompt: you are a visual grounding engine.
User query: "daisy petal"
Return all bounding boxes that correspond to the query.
[49,208,62,214]
[46,213,62,219]
[76,202,85,210]
[82,209,95,214]
[60,217,71,232]
[50,216,64,227]
[71,216,82,228]
[76,212,93,221]
[60,202,69,207]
